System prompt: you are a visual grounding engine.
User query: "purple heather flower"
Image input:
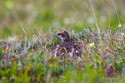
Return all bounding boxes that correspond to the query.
[107,69,113,76]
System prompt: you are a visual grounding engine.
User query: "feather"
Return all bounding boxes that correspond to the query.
[52,31,82,60]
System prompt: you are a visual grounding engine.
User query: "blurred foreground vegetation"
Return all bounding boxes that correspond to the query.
[1,0,125,83]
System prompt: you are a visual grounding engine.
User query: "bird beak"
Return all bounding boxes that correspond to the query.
[57,33,61,35]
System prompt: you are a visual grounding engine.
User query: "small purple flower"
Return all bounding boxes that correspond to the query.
[21,48,28,54]
[3,53,11,63]
[107,69,113,76]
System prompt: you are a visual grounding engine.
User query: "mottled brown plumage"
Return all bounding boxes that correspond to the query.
[52,31,82,60]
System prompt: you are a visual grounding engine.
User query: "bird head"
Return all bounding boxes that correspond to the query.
[57,31,70,42]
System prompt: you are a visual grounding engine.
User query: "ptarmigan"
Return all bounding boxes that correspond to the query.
[52,31,82,60]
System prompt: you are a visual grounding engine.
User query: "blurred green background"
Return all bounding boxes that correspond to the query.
[0,0,125,38]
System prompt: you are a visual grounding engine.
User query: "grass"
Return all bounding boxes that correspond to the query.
[1,27,125,83]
